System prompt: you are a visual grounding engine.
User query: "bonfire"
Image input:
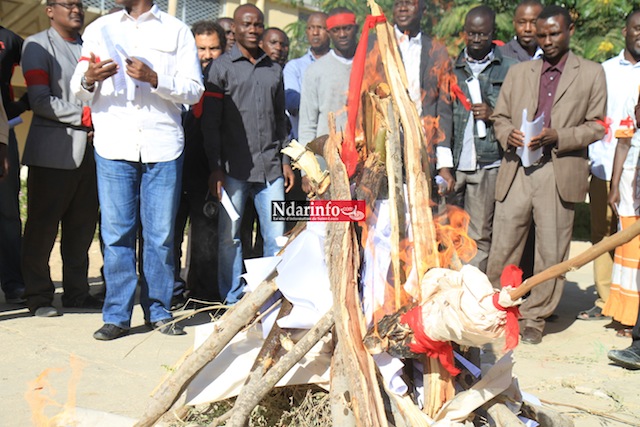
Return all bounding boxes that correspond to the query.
[132,1,640,426]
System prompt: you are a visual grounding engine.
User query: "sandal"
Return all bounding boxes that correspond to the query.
[616,328,633,338]
[576,306,611,321]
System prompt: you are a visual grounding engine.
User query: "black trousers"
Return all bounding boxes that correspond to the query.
[22,147,98,311]
[174,186,220,302]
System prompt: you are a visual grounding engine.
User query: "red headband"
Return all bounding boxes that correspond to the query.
[326,13,356,30]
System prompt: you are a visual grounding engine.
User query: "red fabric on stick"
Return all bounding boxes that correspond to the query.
[400,305,461,376]
[343,14,387,177]
[326,13,356,30]
[493,264,522,350]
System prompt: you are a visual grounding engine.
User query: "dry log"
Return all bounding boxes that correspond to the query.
[226,310,335,427]
[325,113,389,426]
[135,278,278,427]
[510,219,640,301]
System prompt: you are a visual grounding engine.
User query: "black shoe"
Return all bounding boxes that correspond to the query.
[63,294,103,309]
[145,318,186,336]
[170,293,187,311]
[93,324,129,341]
[521,327,543,345]
[608,346,640,370]
[33,306,61,317]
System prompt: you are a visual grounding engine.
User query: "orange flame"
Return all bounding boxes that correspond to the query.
[436,205,478,269]
[25,354,86,426]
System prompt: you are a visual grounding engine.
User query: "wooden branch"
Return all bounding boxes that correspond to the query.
[226,310,335,427]
[325,113,389,426]
[510,219,640,301]
[135,279,279,427]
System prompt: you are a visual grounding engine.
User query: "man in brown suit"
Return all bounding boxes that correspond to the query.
[486,5,606,344]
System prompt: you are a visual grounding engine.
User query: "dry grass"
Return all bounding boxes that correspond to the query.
[170,385,332,427]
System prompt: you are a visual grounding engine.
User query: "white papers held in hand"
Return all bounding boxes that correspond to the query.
[220,187,240,221]
[465,76,486,138]
[517,109,544,167]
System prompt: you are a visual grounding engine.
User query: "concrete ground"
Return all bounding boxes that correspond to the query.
[0,240,639,426]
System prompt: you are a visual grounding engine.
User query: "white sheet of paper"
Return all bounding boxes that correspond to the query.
[517,109,544,167]
[241,256,281,292]
[465,76,487,138]
[220,187,240,221]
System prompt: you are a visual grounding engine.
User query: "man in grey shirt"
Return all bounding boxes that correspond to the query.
[202,3,294,304]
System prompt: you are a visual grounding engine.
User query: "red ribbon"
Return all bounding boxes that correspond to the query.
[400,306,461,376]
[492,39,505,47]
[193,91,223,118]
[326,13,356,30]
[493,264,522,351]
[81,106,92,128]
[451,81,471,111]
[343,14,387,177]
[596,117,613,142]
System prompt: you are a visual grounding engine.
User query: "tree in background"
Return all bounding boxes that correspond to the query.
[284,0,638,63]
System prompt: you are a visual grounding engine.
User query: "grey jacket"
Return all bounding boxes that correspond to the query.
[21,27,90,169]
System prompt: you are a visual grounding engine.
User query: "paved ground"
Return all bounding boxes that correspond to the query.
[0,240,639,426]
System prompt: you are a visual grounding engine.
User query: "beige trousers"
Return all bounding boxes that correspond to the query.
[589,175,617,308]
[487,161,574,333]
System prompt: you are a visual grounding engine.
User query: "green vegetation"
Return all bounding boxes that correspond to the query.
[285,0,639,62]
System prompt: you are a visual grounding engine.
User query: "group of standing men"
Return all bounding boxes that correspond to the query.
[1,0,639,367]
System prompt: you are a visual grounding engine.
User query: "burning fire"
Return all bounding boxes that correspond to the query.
[435,205,478,269]
[26,354,86,426]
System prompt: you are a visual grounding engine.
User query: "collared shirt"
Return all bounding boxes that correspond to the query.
[202,44,287,183]
[395,25,422,115]
[283,48,326,139]
[590,49,640,180]
[536,54,568,128]
[71,4,203,163]
[458,50,493,171]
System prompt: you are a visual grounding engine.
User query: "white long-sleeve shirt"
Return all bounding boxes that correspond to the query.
[71,4,203,163]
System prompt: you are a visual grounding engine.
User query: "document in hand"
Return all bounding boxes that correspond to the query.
[517,109,544,167]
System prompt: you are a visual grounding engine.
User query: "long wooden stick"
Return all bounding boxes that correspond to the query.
[510,219,640,301]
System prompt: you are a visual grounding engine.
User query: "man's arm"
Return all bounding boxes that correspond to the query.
[490,67,518,151]
[201,62,225,199]
[0,101,9,178]
[21,39,86,127]
[151,27,203,106]
[555,64,607,153]
[297,68,320,146]
[283,60,301,117]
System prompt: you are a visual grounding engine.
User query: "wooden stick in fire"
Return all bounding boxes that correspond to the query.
[509,219,640,300]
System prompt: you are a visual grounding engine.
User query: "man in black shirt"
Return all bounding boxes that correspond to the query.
[202,4,293,304]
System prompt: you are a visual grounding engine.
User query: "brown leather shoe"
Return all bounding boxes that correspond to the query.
[521,327,542,345]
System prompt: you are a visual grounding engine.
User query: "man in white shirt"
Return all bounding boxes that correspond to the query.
[579,9,640,321]
[71,0,203,340]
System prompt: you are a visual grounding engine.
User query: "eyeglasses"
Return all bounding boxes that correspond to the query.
[49,2,84,10]
[465,31,491,40]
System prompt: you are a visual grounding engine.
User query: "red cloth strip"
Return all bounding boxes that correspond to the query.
[451,81,471,110]
[494,264,522,351]
[193,91,223,118]
[24,69,49,86]
[400,306,461,376]
[326,13,356,30]
[343,14,387,177]
[82,106,92,128]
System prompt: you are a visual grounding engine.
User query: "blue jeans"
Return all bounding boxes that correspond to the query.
[219,175,285,304]
[0,130,24,295]
[95,152,182,329]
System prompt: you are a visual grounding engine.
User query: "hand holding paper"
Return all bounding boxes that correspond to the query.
[516,109,544,167]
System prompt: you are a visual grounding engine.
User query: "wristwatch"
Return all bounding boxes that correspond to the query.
[81,75,95,91]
